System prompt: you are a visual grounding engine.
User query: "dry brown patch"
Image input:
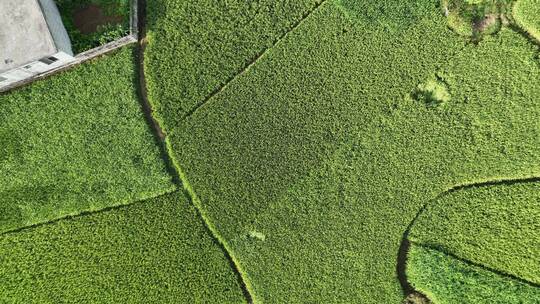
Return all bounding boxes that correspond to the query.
[73,5,123,34]
[403,292,431,304]
[474,14,498,32]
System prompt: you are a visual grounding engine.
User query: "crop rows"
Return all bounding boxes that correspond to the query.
[409,181,540,286]
[0,47,174,234]
[407,245,540,304]
[0,0,538,302]
[0,191,245,303]
[145,0,540,302]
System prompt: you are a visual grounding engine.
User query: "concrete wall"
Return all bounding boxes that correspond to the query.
[38,0,73,56]
[0,52,75,88]
[0,0,139,93]
[0,0,58,74]
[0,0,74,90]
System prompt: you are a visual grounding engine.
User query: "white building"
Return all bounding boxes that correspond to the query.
[0,0,74,89]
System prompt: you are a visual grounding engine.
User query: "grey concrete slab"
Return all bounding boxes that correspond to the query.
[0,0,57,73]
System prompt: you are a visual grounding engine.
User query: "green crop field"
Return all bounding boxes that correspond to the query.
[0,191,245,303]
[513,0,540,42]
[144,0,324,126]
[1,0,539,302]
[144,0,540,302]
[407,245,540,304]
[0,47,174,234]
[409,181,540,285]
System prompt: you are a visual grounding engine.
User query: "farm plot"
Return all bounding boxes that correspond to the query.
[408,181,540,286]
[0,47,175,234]
[144,0,326,128]
[407,245,540,304]
[0,191,246,303]
[146,0,540,302]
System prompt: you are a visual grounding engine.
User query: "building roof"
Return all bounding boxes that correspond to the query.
[0,0,57,74]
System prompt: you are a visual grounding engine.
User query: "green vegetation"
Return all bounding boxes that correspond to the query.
[0,47,174,234]
[443,0,512,38]
[336,0,434,33]
[145,0,540,302]
[413,77,451,107]
[0,192,245,303]
[0,0,538,302]
[144,0,325,126]
[55,0,130,54]
[409,182,540,285]
[407,245,540,304]
[513,0,540,42]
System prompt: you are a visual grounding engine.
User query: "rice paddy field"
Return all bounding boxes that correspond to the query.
[1,0,539,303]
[0,47,174,234]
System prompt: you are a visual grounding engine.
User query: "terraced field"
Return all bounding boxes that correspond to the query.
[0,45,245,303]
[1,0,539,303]
[409,181,540,286]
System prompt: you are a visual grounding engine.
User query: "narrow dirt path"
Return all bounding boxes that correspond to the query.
[135,1,179,186]
[135,1,254,302]
[136,1,165,140]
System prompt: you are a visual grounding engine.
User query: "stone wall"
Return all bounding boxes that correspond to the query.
[39,0,73,56]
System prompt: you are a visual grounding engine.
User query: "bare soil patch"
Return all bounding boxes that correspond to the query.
[474,14,498,32]
[73,5,123,34]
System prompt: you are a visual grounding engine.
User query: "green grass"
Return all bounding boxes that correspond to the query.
[513,0,540,42]
[0,47,175,234]
[409,182,540,285]
[55,0,130,54]
[146,0,540,302]
[414,78,451,107]
[0,191,245,303]
[407,245,540,304]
